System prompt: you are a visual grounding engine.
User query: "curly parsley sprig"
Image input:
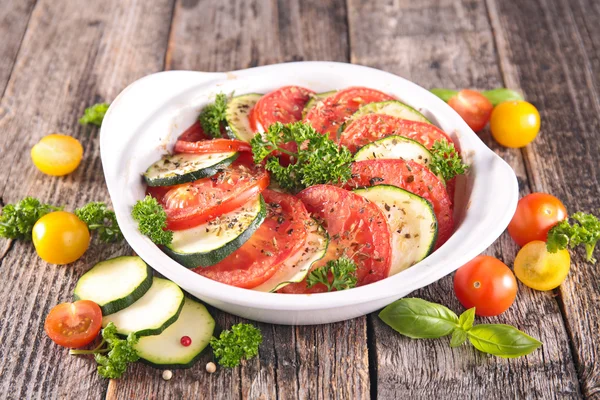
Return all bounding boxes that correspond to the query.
[69,323,139,379]
[210,323,262,368]
[75,202,123,243]
[199,93,229,138]
[428,140,468,182]
[80,103,110,126]
[306,257,358,292]
[131,196,173,245]
[547,212,600,263]
[0,197,62,240]
[251,122,353,193]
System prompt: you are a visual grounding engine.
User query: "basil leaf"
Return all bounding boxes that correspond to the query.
[450,328,468,348]
[379,298,459,339]
[481,88,524,106]
[430,88,458,102]
[467,324,542,358]
[458,307,475,331]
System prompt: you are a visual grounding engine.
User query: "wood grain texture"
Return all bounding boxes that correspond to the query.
[489,0,600,397]
[107,0,370,399]
[0,0,175,399]
[0,0,37,96]
[347,0,581,398]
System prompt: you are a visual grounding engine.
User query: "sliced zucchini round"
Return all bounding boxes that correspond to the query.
[252,219,329,292]
[353,185,437,276]
[164,195,266,268]
[144,152,238,187]
[73,256,152,315]
[225,93,262,142]
[301,91,337,118]
[102,277,184,337]
[135,297,215,369]
[349,100,431,125]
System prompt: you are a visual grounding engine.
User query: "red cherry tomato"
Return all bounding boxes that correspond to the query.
[447,90,493,132]
[454,255,517,317]
[44,300,103,348]
[508,193,567,247]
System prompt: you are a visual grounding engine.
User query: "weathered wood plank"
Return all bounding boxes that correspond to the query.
[489,0,600,397]
[347,0,581,398]
[106,1,370,399]
[0,0,37,96]
[0,0,175,399]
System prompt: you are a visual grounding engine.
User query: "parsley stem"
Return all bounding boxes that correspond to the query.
[69,339,108,355]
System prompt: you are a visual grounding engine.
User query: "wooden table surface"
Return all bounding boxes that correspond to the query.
[1,0,599,399]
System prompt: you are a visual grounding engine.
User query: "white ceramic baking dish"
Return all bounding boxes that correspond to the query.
[100,62,518,325]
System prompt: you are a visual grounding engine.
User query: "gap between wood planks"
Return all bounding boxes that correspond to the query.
[484,0,585,396]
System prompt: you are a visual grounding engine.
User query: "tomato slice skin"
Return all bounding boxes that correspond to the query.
[250,86,314,130]
[279,185,392,294]
[194,189,309,288]
[304,87,394,140]
[339,114,455,153]
[344,159,454,248]
[174,138,252,154]
[162,163,270,231]
[44,300,103,348]
[177,121,211,142]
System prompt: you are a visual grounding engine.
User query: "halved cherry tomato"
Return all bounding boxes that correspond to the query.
[31,134,83,176]
[514,240,570,291]
[177,121,211,142]
[447,90,493,132]
[174,138,252,154]
[508,193,567,247]
[490,100,540,148]
[453,255,517,317]
[32,211,90,264]
[195,190,309,288]
[249,86,314,131]
[44,300,102,348]
[279,185,392,294]
[343,159,454,248]
[162,163,270,230]
[304,87,394,140]
[339,114,455,153]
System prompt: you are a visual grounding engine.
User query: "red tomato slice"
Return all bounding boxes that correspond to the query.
[304,87,394,140]
[177,121,211,142]
[249,86,314,131]
[344,159,454,248]
[162,163,270,230]
[339,114,455,153]
[279,185,392,294]
[174,138,252,154]
[194,189,309,288]
[44,300,103,348]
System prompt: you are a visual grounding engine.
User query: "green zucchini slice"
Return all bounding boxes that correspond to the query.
[349,100,431,125]
[144,152,238,187]
[73,256,152,315]
[225,93,262,142]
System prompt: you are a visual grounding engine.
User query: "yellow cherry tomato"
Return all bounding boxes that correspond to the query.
[32,211,90,264]
[31,134,83,176]
[490,101,540,148]
[513,240,570,291]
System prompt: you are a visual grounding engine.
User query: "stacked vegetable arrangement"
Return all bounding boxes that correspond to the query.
[134,86,468,293]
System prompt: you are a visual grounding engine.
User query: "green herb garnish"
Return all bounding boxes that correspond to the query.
[70,322,139,379]
[379,298,542,358]
[0,197,62,240]
[80,103,110,126]
[131,196,172,245]
[429,140,468,181]
[210,323,262,368]
[306,256,357,292]
[199,93,228,138]
[251,122,353,193]
[547,212,600,263]
[75,202,123,243]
